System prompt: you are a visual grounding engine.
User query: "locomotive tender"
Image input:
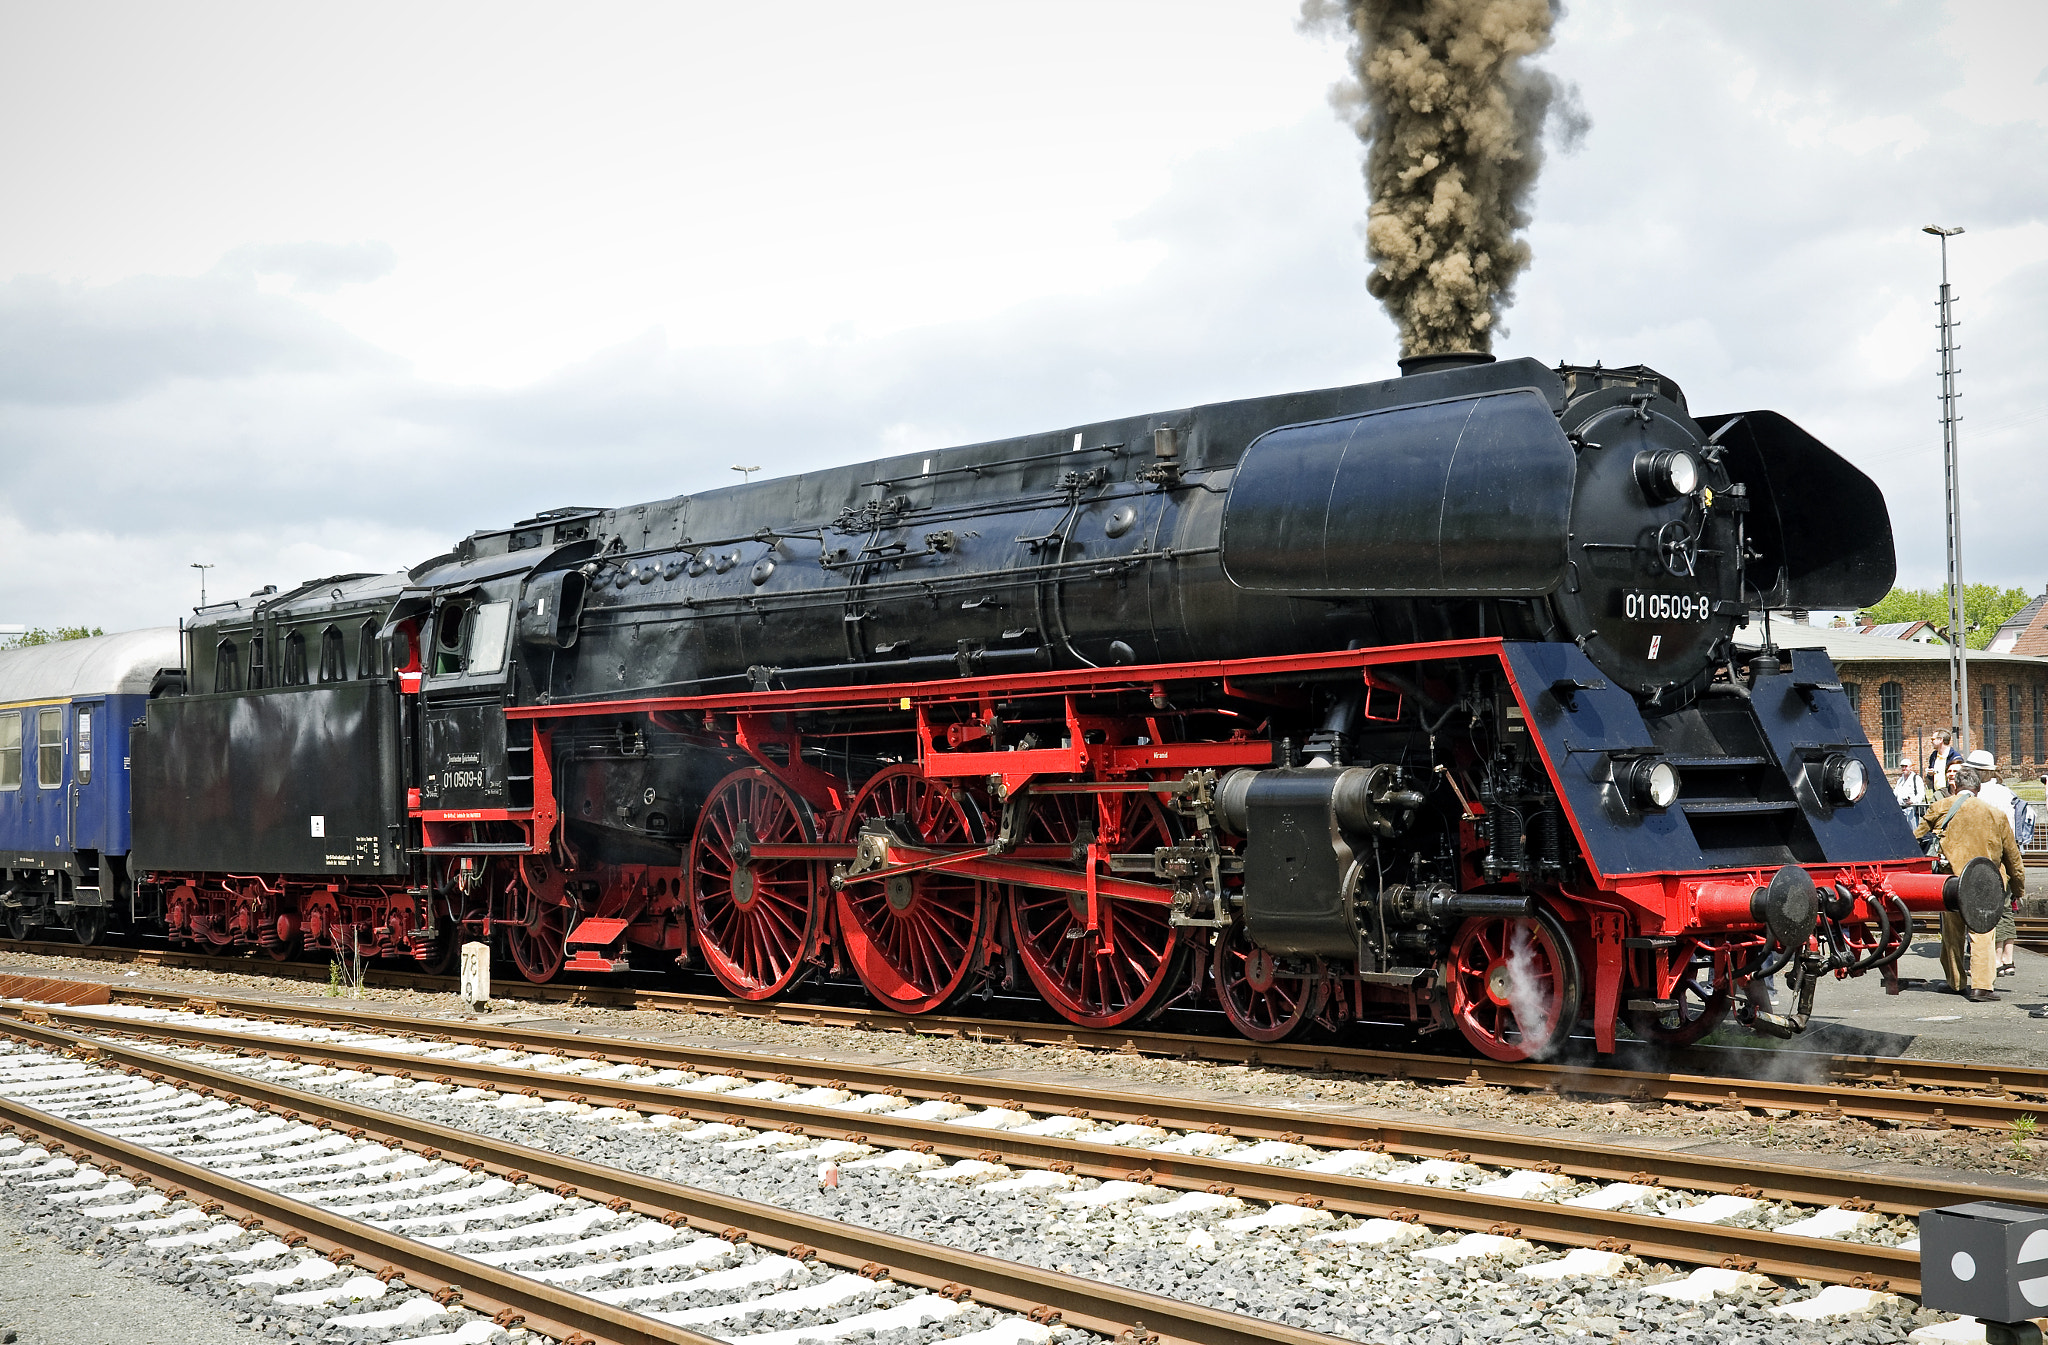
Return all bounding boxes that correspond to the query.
[7,354,2003,1059]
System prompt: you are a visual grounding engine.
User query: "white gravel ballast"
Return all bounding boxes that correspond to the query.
[13,998,1998,1345]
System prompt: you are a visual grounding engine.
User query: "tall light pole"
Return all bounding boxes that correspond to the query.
[1924,225,1969,756]
[190,562,214,608]
[732,465,761,483]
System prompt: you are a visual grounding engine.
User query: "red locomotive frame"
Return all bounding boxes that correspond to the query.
[150,635,1921,1059]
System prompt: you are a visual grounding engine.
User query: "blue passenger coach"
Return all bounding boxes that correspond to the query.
[0,629,182,943]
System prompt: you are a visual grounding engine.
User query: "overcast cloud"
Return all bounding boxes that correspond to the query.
[1,0,2043,631]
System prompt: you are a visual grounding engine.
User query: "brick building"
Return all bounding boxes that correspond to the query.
[1741,620,2048,780]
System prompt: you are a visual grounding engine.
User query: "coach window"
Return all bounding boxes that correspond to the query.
[466,601,512,676]
[214,640,241,692]
[75,707,90,784]
[319,626,346,682]
[36,708,61,788]
[0,712,19,790]
[282,630,308,686]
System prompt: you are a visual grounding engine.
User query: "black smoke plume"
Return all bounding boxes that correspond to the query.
[1304,0,1586,357]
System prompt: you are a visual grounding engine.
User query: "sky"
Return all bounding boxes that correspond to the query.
[2,0,2044,631]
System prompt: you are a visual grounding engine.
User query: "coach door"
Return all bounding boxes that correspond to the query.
[67,700,106,855]
[32,704,65,854]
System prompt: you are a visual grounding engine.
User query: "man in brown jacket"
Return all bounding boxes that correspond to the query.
[1916,765,2028,1001]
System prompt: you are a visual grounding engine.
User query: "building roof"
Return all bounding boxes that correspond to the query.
[1988,591,2048,657]
[1737,618,2048,670]
[0,628,183,705]
[1858,620,1941,642]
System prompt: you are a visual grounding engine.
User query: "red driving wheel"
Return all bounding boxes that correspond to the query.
[1214,920,1323,1043]
[832,765,989,1015]
[1008,790,1182,1029]
[688,768,822,1000]
[1445,908,1581,1062]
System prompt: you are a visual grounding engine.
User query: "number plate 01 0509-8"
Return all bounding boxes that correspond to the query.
[1622,591,1711,623]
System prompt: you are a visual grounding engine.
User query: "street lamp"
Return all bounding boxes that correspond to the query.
[190,562,215,608]
[732,465,761,483]
[1923,225,1969,756]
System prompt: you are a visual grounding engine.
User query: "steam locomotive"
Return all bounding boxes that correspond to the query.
[0,354,2001,1060]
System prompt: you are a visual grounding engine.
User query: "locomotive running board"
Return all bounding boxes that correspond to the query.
[1355,967,1432,989]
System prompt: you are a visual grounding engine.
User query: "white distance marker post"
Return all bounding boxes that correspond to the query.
[460,941,491,1012]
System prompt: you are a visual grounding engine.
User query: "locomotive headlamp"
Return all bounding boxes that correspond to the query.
[1619,756,1682,810]
[1633,449,1700,503]
[1822,753,1868,805]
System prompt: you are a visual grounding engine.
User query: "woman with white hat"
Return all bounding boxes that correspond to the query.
[1970,749,2018,815]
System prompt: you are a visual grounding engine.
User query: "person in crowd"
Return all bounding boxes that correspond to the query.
[1894,754,1926,824]
[1971,749,2019,817]
[1916,765,2027,1001]
[1966,750,2024,975]
[1928,731,1960,799]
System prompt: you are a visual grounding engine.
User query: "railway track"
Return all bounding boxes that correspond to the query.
[0,989,2013,1299]
[0,1014,1344,1345]
[14,975,2048,1336]
[7,942,2048,1132]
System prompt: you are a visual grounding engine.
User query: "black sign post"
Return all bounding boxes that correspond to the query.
[1921,1202,2048,1345]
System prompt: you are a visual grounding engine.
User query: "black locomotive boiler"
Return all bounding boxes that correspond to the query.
[123,354,1989,1059]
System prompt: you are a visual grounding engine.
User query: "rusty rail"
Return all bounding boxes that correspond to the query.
[0,1017,1345,1345]
[0,1093,724,1345]
[3,1002,1943,1294]
[74,979,2048,1130]
[9,943,2048,1126]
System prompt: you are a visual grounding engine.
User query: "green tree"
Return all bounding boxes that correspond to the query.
[1857,586,2032,650]
[0,626,104,650]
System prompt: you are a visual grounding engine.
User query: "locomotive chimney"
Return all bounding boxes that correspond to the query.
[1397,352,1496,378]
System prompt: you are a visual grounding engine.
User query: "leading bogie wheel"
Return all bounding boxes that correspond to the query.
[1213,920,1323,1043]
[1444,908,1582,1062]
[689,767,823,1001]
[1624,951,1730,1048]
[832,764,990,1015]
[1008,790,1183,1029]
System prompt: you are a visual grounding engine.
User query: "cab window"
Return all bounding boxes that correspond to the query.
[466,601,512,675]
[36,707,61,788]
[0,713,19,790]
[429,600,512,677]
[432,603,470,675]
